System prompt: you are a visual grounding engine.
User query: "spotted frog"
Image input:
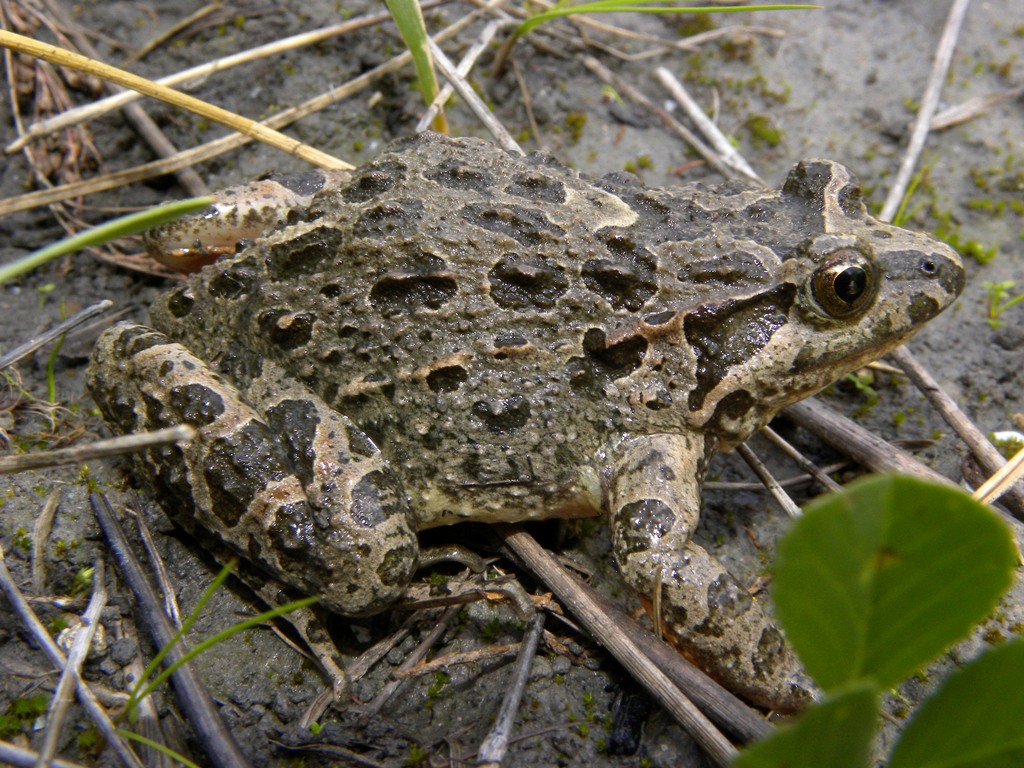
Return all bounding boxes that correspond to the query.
[88,133,963,711]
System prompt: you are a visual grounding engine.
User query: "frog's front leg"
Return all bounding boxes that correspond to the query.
[87,322,419,618]
[607,433,813,712]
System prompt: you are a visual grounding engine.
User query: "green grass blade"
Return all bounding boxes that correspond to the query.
[516,3,818,38]
[385,0,447,132]
[127,559,238,717]
[0,196,212,285]
[118,728,203,768]
[133,595,318,707]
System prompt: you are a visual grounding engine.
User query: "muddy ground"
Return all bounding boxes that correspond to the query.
[0,0,1022,766]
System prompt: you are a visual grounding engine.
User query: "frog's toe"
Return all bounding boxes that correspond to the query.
[633,543,814,713]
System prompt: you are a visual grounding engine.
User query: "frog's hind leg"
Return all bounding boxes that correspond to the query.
[606,433,813,712]
[88,322,419,619]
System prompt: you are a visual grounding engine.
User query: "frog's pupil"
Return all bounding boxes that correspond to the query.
[834,267,866,304]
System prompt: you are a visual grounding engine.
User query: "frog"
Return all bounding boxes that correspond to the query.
[87,132,964,713]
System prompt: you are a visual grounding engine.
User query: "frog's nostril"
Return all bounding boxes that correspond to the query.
[919,258,938,275]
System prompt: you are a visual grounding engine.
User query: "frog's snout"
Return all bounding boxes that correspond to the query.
[920,243,966,300]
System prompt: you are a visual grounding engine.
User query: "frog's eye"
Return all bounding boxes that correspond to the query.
[810,251,877,318]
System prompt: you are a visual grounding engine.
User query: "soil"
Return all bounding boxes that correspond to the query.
[0,1,1022,767]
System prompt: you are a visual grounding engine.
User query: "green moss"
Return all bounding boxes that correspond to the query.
[990,431,1024,461]
[404,744,428,767]
[745,115,781,147]
[11,527,31,550]
[983,626,1007,645]
[7,693,50,726]
[564,112,587,143]
[675,12,716,37]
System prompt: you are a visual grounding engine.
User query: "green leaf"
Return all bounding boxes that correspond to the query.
[733,683,877,768]
[889,640,1024,768]
[773,475,1016,690]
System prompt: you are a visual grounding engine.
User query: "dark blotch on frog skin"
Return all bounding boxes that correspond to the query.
[165,287,196,318]
[114,324,175,357]
[352,198,424,240]
[345,424,379,458]
[622,499,676,536]
[488,255,568,309]
[836,181,864,218]
[425,160,492,191]
[583,328,649,376]
[351,469,407,527]
[146,442,193,504]
[369,273,458,313]
[582,233,658,311]
[460,202,564,246]
[342,161,406,203]
[612,498,676,558]
[582,259,658,312]
[168,383,225,426]
[644,310,676,326]
[472,395,531,433]
[504,172,568,204]
[208,266,256,299]
[907,294,941,324]
[694,574,754,639]
[266,500,317,556]
[685,284,795,412]
[379,543,418,587]
[204,422,293,527]
[753,626,789,679]
[265,399,320,486]
[426,365,469,393]
[266,227,346,277]
[88,375,141,433]
[258,310,315,349]
[709,389,756,428]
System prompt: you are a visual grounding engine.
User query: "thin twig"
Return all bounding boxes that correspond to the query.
[90,493,254,768]
[930,86,1024,130]
[0,300,111,371]
[759,427,843,494]
[362,604,463,716]
[0,30,349,170]
[735,444,802,518]
[973,446,1024,507]
[32,491,61,594]
[427,38,523,153]
[8,6,430,152]
[889,346,1024,516]
[43,0,207,196]
[476,612,546,767]
[0,425,196,474]
[878,0,971,221]
[497,525,739,767]
[784,398,1024,538]
[418,19,514,133]
[581,56,735,180]
[0,544,144,768]
[655,67,762,183]
[394,641,523,679]
[510,57,543,145]
[0,7,486,217]
[0,740,89,768]
[37,559,107,768]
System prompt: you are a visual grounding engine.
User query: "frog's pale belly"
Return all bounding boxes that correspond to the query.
[88,132,964,711]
